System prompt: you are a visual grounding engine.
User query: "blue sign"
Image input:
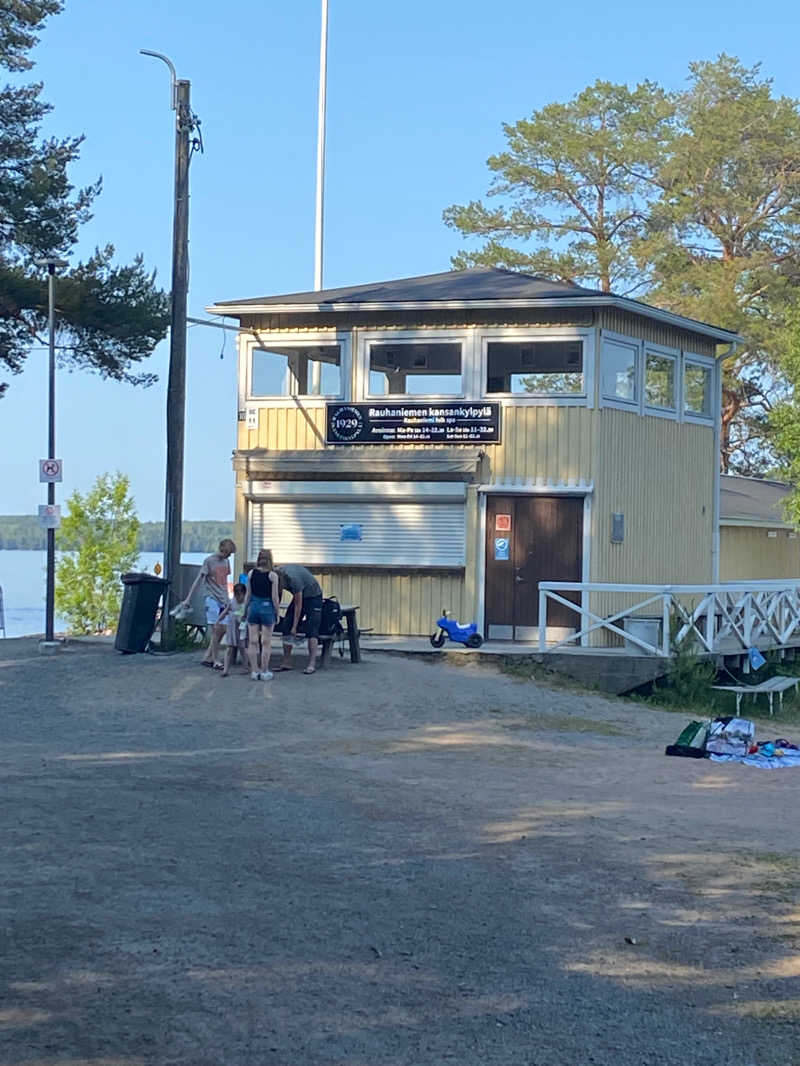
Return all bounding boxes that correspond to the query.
[494,537,510,561]
[340,523,363,542]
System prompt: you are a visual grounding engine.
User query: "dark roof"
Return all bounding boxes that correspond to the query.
[213,267,598,308]
[210,266,740,342]
[720,475,793,526]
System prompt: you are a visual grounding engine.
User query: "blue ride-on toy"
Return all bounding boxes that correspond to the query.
[430,609,483,649]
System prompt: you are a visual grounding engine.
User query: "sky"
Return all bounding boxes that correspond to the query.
[2,0,800,520]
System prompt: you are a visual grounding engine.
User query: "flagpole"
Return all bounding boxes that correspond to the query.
[314,0,328,293]
[311,0,328,394]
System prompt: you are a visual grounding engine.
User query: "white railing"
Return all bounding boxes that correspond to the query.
[538,581,800,656]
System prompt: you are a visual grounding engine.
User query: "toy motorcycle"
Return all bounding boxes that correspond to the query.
[430,609,483,649]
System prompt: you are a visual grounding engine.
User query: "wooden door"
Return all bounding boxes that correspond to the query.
[485,495,583,641]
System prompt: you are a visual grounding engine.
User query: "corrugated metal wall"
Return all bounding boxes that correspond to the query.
[597,308,717,357]
[308,569,465,636]
[591,410,714,584]
[488,406,596,483]
[721,527,800,581]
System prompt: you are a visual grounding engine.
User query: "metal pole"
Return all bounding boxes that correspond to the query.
[45,265,56,643]
[314,0,329,293]
[310,0,329,395]
[162,76,192,646]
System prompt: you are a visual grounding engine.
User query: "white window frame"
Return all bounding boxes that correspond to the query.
[478,327,594,407]
[358,329,473,401]
[243,330,351,407]
[682,352,715,424]
[599,330,642,412]
[643,342,680,421]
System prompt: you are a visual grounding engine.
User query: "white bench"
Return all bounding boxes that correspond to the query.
[712,675,800,715]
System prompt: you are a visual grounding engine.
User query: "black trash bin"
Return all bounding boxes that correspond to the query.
[114,572,169,654]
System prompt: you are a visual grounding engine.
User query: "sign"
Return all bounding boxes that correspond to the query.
[38,504,61,529]
[326,402,501,445]
[39,458,62,483]
[340,523,363,542]
[495,513,511,532]
[494,537,510,561]
[246,408,258,430]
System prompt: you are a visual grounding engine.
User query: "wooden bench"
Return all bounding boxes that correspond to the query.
[712,675,800,716]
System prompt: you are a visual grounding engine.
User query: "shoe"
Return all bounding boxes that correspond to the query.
[251,671,260,680]
[259,671,274,681]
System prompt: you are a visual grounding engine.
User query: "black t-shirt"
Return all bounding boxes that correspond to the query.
[249,568,275,599]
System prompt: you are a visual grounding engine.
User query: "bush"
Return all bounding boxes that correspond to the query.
[56,473,139,635]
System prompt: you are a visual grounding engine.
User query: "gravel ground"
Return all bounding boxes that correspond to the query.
[1,637,800,1066]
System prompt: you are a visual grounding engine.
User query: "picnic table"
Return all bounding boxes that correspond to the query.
[319,604,361,667]
[712,675,800,716]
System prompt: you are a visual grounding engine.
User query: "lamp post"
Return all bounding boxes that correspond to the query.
[34,256,67,647]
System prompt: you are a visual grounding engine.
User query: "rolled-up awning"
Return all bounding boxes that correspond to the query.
[233,448,484,480]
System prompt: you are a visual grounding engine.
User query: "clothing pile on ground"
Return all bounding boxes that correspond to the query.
[666,717,800,769]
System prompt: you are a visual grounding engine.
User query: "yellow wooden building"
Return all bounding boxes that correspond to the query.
[720,475,800,581]
[210,267,738,641]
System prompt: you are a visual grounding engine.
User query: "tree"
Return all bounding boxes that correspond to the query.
[55,472,139,634]
[444,58,800,472]
[0,1,169,396]
[644,56,800,473]
[443,80,674,293]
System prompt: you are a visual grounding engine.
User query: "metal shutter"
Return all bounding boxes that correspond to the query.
[248,500,465,567]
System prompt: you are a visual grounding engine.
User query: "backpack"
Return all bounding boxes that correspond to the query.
[320,596,343,637]
[665,720,709,759]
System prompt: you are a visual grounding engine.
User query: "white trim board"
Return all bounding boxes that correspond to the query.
[477,482,593,495]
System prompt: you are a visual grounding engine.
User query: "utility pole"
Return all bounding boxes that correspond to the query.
[141,52,198,647]
[34,256,67,649]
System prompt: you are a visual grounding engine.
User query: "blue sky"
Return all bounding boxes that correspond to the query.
[2,0,799,520]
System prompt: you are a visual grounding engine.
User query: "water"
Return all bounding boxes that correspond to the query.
[0,550,207,638]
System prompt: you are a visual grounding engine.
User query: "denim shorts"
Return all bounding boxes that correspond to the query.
[247,596,276,626]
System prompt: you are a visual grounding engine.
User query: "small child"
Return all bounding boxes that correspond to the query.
[219,583,248,677]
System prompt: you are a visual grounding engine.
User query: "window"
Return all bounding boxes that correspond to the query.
[251,343,341,397]
[684,360,713,418]
[485,341,583,395]
[601,337,639,404]
[645,351,677,411]
[368,342,462,396]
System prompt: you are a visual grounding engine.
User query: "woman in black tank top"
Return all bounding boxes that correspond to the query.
[244,549,279,681]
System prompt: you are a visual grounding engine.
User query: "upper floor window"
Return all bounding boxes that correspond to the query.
[684,359,713,418]
[368,341,462,396]
[486,341,583,395]
[645,349,677,412]
[601,336,639,405]
[251,343,341,397]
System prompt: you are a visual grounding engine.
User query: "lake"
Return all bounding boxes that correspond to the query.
[0,550,208,638]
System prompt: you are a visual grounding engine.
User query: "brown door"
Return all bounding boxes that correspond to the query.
[485,495,583,641]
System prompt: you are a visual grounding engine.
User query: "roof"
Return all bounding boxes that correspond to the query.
[720,475,794,527]
[214,267,598,307]
[209,267,740,344]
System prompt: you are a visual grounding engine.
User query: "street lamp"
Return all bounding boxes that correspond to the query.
[34,256,68,647]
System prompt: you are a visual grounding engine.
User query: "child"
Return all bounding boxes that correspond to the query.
[219,583,248,677]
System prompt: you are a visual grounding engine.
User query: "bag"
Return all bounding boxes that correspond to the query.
[665,720,709,759]
[320,596,343,637]
[705,716,755,757]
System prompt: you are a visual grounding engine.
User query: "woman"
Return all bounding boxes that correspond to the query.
[244,549,280,681]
